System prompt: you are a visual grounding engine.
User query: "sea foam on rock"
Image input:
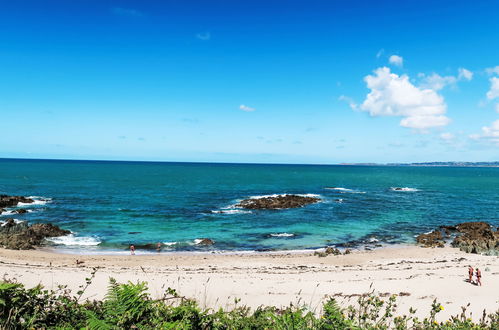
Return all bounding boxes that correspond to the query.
[236,194,320,209]
[0,195,34,208]
[0,219,70,250]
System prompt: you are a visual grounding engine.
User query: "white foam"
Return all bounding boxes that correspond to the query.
[269,233,295,237]
[18,196,52,207]
[0,210,16,216]
[391,187,419,192]
[211,209,252,215]
[368,237,379,243]
[325,187,365,194]
[163,241,177,246]
[193,238,215,245]
[248,193,322,199]
[0,219,25,227]
[46,234,101,246]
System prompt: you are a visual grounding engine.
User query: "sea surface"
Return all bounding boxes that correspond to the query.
[1,159,498,254]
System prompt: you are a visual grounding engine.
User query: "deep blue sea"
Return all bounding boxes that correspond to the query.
[1,159,498,254]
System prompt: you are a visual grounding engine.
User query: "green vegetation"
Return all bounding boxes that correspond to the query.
[0,270,497,329]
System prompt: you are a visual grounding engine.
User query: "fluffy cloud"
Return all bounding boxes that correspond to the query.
[389,55,403,67]
[486,77,499,100]
[496,103,499,113]
[239,104,255,112]
[470,120,499,145]
[419,67,473,91]
[360,67,450,130]
[486,66,499,76]
[458,68,473,81]
[338,95,358,110]
[440,132,455,141]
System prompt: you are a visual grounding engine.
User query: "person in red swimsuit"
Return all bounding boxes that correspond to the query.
[468,265,474,284]
[476,268,482,286]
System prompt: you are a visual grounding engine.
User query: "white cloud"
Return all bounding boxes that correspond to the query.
[458,68,473,81]
[239,104,255,112]
[440,132,455,141]
[196,32,211,41]
[485,66,499,76]
[419,68,473,91]
[419,73,457,91]
[360,67,450,130]
[339,95,358,110]
[111,7,143,17]
[389,55,403,67]
[470,120,499,145]
[486,77,499,100]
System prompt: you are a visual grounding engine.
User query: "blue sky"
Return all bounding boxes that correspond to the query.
[1,0,498,163]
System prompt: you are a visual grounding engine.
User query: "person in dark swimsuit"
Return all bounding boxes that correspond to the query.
[468,265,474,284]
[476,268,482,286]
[156,242,162,253]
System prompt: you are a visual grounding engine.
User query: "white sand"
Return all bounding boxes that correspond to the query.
[1,245,497,321]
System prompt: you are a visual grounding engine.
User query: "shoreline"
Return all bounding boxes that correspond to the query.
[2,244,497,321]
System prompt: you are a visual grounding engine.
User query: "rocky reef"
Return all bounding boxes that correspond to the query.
[0,195,34,208]
[0,219,70,250]
[416,221,498,255]
[236,194,320,209]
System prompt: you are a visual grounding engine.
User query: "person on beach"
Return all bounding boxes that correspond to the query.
[156,242,161,253]
[468,265,474,284]
[130,244,135,255]
[476,268,482,286]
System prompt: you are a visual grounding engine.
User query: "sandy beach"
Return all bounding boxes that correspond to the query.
[1,245,497,322]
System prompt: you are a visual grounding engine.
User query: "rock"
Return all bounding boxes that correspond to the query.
[451,222,499,255]
[416,230,445,248]
[0,195,34,208]
[0,221,70,250]
[14,209,28,214]
[236,194,320,209]
[197,238,215,245]
[344,248,351,255]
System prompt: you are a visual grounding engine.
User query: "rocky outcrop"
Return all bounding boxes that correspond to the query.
[197,238,215,245]
[451,222,499,255]
[416,230,445,248]
[237,195,320,210]
[0,195,34,208]
[0,219,70,250]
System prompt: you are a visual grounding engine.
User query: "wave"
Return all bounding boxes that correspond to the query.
[248,193,322,199]
[162,241,178,246]
[0,219,25,227]
[46,234,101,246]
[324,187,365,194]
[211,209,252,215]
[390,187,419,192]
[269,233,295,238]
[17,196,52,207]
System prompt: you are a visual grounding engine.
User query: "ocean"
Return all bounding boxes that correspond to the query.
[1,158,498,254]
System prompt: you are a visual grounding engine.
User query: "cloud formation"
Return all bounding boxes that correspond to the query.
[470,120,499,145]
[419,67,473,91]
[239,104,255,112]
[360,67,449,130]
[389,55,403,67]
[486,66,499,76]
[196,32,211,41]
[111,7,143,17]
[486,77,499,100]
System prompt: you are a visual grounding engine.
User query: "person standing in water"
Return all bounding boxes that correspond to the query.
[156,242,161,253]
[130,244,135,255]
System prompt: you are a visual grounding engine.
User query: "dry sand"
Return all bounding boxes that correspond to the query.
[1,245,497,321]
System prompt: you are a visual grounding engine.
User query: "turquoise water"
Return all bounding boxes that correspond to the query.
[1,159,498,253]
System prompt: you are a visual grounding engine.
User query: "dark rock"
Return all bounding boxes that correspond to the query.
[236,194,320,210]
[451,222,499,255]
[0,221,70,250]
[416,230,445,248]
[0,195,34,208]
[197,238,215,245]
[14,209,28,214]
[344,248,352,255]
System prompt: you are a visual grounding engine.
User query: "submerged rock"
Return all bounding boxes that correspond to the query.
[451,222,499,255]
[197,238,215,245]
[237,194,320,210]
[0,220,70,250]
[0,195,34,208]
